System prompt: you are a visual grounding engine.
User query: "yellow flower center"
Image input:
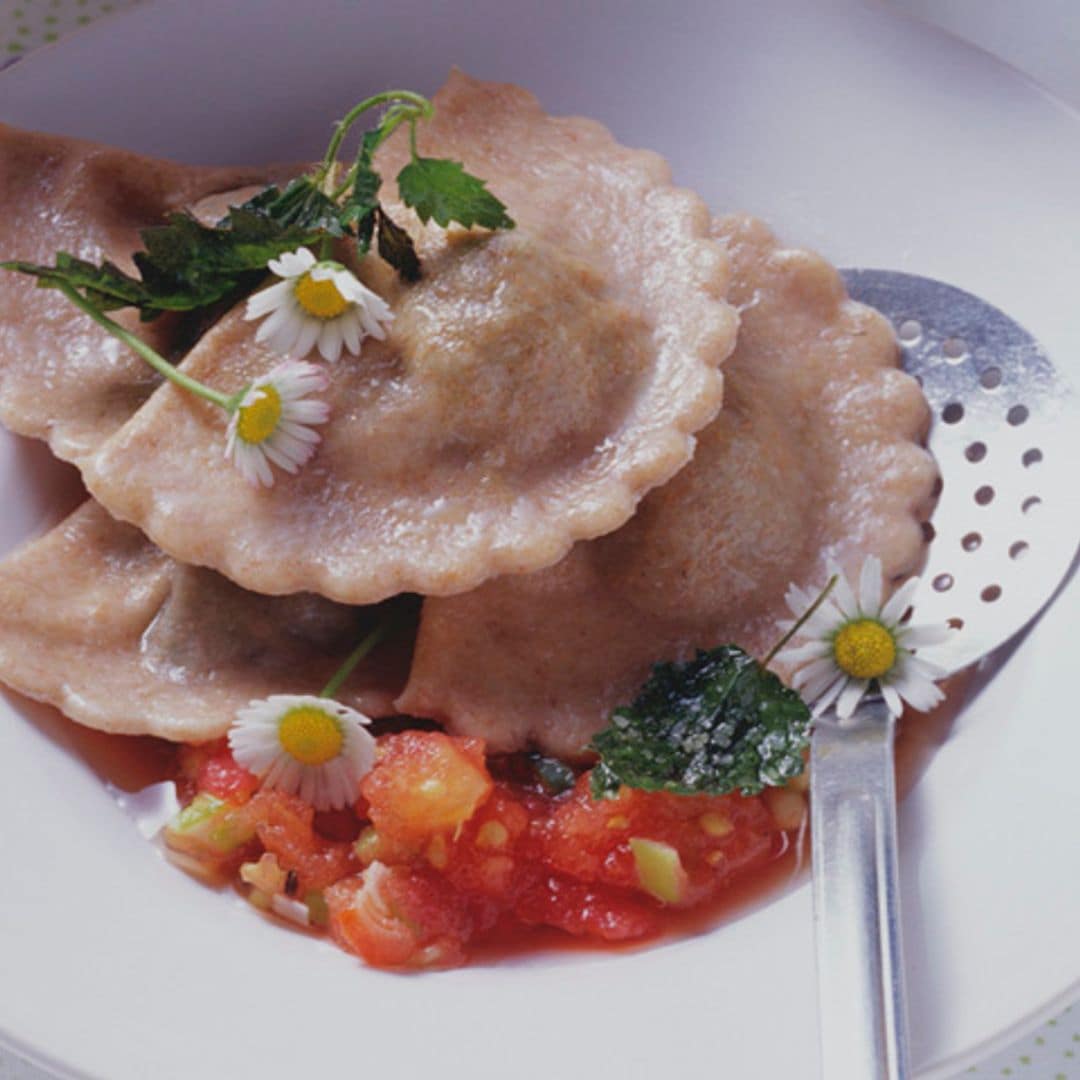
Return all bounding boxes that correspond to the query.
[277,706,344,766]
[832,619,897,680]
[235,384,282,445]
[294,272,349,319]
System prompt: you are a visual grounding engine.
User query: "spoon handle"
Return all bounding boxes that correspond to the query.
[810,698,911,1080]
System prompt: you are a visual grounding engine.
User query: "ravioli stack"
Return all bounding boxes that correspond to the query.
[0,73,936,754]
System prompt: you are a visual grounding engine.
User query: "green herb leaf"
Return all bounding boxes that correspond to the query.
[340,129,383,233]
[5,191,330,319]
[375,207,421,282]
[2,253,153,312]
[243,178,347,236]
[589,646,810,799]
[397,157,514,230]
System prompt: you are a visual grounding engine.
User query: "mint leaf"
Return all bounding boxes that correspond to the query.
[397,157,514,230]
[375,207,420,282]
[589,646,810,799]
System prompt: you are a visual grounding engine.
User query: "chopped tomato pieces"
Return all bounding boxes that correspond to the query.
[362,732,493,842]
[186,730,798,971]
[327,863,472,969]
[243,791,356,893]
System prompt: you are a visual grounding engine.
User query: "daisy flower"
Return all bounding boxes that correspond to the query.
[245,247,393,363]
[225,359,330,487]
[228,694,376,812]
[775,556,952,721]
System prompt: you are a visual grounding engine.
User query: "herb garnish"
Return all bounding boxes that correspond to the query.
[589,578,838,799]
[3,89,513,318]
[589,646,811,799]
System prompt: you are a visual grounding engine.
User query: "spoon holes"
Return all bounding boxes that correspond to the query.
[942,402,964,424]
[965,442,987,463]
[980,366,1003,390]
[921,521,936,543]
[1007,404,1029,427]
[974,485,995,506]
[981,584,1002,603]
[933,573,954,592]
[931,475,944,498]
[947,617,964,630]
[898,319,922,343]
[1022,496,1042,515]
[942,337,968,362]
[962,532,982,552]
[1009,541,1029,561]
[1022,448,1043,468]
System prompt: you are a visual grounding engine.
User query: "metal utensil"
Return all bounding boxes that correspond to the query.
[811,270,1079,1080]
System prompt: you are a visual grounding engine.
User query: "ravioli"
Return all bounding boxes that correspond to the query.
[395,215,939,757]
[0,123,292,463]
[80,71,737,604]
[0,501,415,741]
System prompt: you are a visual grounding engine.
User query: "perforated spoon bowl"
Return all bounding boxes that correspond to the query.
[810,270,1080,1080]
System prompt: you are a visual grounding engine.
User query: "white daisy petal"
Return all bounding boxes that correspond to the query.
[772,555,949,718]
[836,678,870,719]
[880,682,904,717]
[900,652,949,681]
[859,556,882,616]
[318,319,344,363]
[228,692,376,812]
[880,575,921,626]
[830,567,859,620]
[340,314,362,357]
[290,318,321,360]
[774,639,831,666]
[248,249,393,363]
[889,666,945,712]
[224,360,330,487]
[812,673,849,716]
[254,302,294,344]
[245,280,294,320]
[897,622,954,648]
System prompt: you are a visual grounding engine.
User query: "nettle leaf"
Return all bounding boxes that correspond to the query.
[340,129,383,233]
[375,207,421,282]
[589,646,810,799]
[397,156,514,230]
[248,177,347,236]
[2,253,151,312]
[5,187,333,320]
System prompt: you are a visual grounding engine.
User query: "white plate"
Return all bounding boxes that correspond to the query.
[1,2,1079,1078]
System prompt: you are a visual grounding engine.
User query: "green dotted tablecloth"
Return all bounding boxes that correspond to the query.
[1,0,139,65]
[0,1,1076,1077]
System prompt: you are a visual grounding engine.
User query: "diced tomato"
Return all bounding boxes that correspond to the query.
[327,862,473,969]
[183,727,796,972]
[538,777,780,906]
[196,748,259,805]
[514,875,659,941]
[243,791,356,893]
[362,732,494,843]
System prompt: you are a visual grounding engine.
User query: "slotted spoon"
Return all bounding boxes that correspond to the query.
[810,270,1079,1080]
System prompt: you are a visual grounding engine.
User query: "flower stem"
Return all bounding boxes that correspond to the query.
[318,622,389,700]
[57,283,234,411]
[763,575,839,667]
[318,90,432,182]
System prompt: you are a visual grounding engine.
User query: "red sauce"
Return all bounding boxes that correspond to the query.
[21,667,972,974]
